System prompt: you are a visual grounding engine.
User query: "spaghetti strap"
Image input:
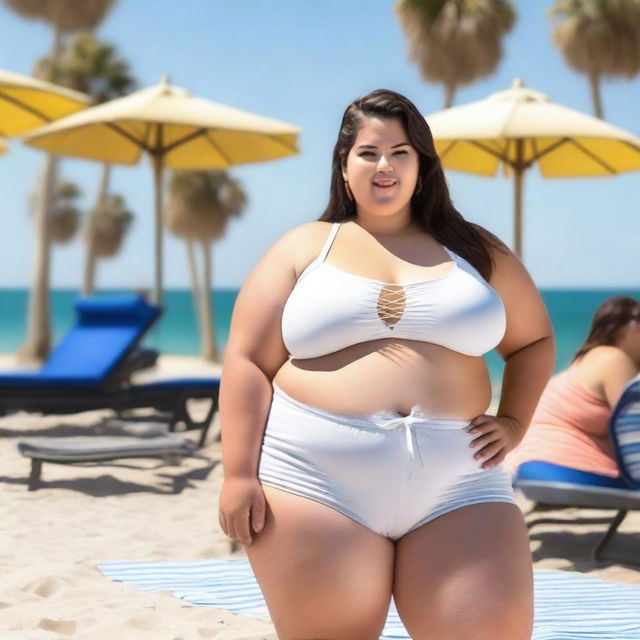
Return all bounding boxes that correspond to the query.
[318,223,341,263]
[442,245,458,264]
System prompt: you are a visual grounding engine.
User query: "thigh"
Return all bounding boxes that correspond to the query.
[246,485,395,640]
[393,502,534,640]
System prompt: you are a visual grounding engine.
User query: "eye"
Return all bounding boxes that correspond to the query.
[358,150,409,157]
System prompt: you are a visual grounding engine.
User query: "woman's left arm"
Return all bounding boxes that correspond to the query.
[467,230,556,469]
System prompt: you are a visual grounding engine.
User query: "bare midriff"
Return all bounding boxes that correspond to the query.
[272,339,493,421]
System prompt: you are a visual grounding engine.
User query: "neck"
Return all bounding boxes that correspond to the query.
[613,340,640,371]
[353,212,419,237]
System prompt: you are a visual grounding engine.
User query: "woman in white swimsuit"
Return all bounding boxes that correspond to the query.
[218,88,556,640]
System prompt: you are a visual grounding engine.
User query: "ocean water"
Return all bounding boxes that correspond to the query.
[1,288,638,394]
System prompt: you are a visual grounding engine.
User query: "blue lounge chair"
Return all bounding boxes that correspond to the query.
[0,294,220,448]
[514,378,640,564]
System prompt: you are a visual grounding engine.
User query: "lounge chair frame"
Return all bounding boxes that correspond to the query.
[515,378,640,565]
[19,434,203,491]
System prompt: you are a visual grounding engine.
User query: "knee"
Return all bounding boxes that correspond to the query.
[276,621,385,640]
[408,597,533,640]
[459,614,533,640]
[273,598,390,640]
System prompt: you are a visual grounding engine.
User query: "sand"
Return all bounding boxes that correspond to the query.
[0,354,638,639]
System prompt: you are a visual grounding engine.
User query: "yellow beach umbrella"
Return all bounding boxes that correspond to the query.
[426,78,640,260]
[0,67,90,136]
[23,74,302,303]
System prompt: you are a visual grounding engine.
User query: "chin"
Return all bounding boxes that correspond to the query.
[365,200,411,214]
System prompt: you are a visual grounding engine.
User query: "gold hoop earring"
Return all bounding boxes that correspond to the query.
[414,176,422,196]
[344,180,354,201]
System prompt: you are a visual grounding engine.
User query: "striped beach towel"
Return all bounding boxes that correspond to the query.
[98,557,640,639]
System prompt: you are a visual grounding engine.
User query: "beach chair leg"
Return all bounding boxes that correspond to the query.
[196,401,217,448]
[593,509,627,562]
[170,393,218,449]
[28,459,42,491]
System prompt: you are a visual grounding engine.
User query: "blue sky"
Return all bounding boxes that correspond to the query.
[0,0,639,290]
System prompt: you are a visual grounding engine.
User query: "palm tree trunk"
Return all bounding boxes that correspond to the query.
[19,153,57,361]
[82,162,111,295]
[444,83,457,109]
[186,238,202,338]
[18,25,64,361]
[588,71,604,119]
[199,242,217,361]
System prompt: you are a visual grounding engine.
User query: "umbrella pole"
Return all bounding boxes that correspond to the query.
[513,139,524,261]
[152,153,164,305]
[514,167,523,260]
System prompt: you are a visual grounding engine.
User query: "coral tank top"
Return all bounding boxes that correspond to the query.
[504,366,618,477]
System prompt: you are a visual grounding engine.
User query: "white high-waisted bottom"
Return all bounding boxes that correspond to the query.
[258,383,518,541]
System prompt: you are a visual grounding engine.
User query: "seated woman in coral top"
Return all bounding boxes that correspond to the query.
[505,296,640,479]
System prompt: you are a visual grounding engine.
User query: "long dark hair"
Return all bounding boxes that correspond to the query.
[318,88,509,282]
[571,296,640,363]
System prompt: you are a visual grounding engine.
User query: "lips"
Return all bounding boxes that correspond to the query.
[372,179,397,189]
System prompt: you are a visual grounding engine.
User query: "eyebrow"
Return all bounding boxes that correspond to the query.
[357,142,411,149]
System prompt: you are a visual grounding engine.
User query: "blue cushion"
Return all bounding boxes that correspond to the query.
[0,294,160,386]
[74,295,158,325]
[515,460,630,490]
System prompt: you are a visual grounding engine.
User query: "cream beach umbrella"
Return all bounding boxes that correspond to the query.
[23,74,302,304]
[426,78,640,260]
[0,67,90,136]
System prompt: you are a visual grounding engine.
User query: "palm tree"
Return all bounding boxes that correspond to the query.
[86,194,133,268]
[3,0,117,360]
[29,180,82,244]
[37,32,136,294]
[549,0,640,119]
[394,0,516,108]
[165,171,247,361]
[49,181,82,245]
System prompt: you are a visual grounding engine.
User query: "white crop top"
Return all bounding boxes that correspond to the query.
[281,222,506,359]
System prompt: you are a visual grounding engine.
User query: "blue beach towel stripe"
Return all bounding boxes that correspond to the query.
[98,558,640,639]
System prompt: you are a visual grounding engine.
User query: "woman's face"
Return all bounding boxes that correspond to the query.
[342,116,420,221]
[616,312,640,349]
[630,313,640,344]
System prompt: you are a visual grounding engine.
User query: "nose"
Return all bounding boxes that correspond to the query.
[377,155,393,171]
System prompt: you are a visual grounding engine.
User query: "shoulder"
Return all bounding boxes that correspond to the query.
[233,220,333,323]
[275,221,336,277]
[573,346,638,400]
[585,345,637,370]
[468,223,524,287]
[469,223,511,261]
[470,224,555,358]
[586,346,639,408]
[274,220,334,247]
[262,220,331,260]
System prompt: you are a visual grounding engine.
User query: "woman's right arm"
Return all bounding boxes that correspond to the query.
[218,222,315,546]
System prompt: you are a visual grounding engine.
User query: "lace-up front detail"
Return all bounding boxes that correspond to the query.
[377,284,406,329]
[281,222,507,359]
